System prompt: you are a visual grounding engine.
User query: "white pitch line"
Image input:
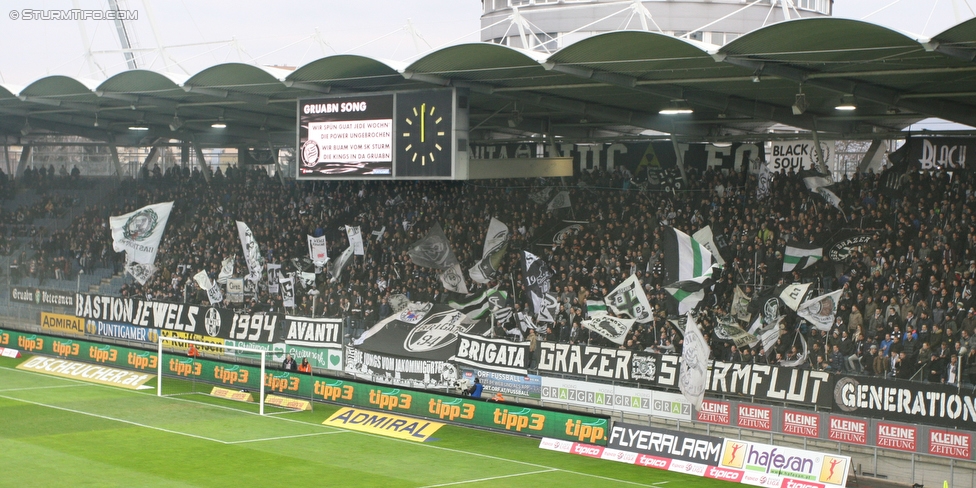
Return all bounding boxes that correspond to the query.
[418,468,558,487]
[0,383,94,392]
[1,365,660,486]
[0,393,230,445]
[225,430,347,444]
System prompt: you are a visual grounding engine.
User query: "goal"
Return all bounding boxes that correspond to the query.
[156,335,268,415]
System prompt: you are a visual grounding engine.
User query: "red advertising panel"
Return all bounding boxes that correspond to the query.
[737,404,772,431]
[928,430,972,460]
[697,399,731,425]
[875,422,916,452]
[828,416,867,445]
[783,410,820,438]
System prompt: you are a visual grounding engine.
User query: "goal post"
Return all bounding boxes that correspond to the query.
[156,335,268,415]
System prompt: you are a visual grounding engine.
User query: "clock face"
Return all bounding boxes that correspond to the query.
[396,90,453,177]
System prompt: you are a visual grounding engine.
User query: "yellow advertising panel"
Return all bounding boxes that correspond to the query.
[266,394,312,411]
[40,312,85,336]
[324,407,443,442]
[16,356,154,390]
[209,386,254,403]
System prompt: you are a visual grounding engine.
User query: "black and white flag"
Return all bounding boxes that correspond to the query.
[469,218,510,284]
[217,256,234,285]
[236,221,263,283]
[679,314,708,410]
[521,251,553,315]
[796,289,842,331]
[439,263,469,294]
[193,270,223,305]
[546,191,571,211]
[110,201,174,284]
[582,315,635,345]
[266,263,282,294]
[407,222,458,269]
[279,273,296,307]
[328,245,355,283]
[537,292,559,323]
[346,225,365,256]
[528,186,552,205]
[308,235,328,267]
[605,275,653,323]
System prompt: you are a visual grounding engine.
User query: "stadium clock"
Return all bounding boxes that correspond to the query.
[395,89,454,177]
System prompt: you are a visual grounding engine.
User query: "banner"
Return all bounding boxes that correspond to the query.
[542,377,692,421]
[18,356,154,390]
[282,316,343,349]
[110,201,173,266]
[834,375,976,430]
[354,304,483,361]
[767,140,834,173]
[10,286,75,308]
[308,235,328,266]
[648,355,834,407]
[344,346,460,389]
[604,275,652,323]
[889,136,972,171]
[607,423,722,466]
[236,221,263,282]
[226,278,244,304]
[74,293,282,343]
[459,368,541,399]
[85,319,158,344]
[346,225,364,256]
[536,342,634,381]
[451,332,530,374]
[717,438,850,488]
[40,312,85,336]
[312,377,609,443]
[283,344,343,371]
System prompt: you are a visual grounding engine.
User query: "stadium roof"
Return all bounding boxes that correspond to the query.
[2,17,976,148]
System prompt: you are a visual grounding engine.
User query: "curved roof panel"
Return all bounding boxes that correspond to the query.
[184,63,290,94]
[722,18,920,62]
[19,75,100,97]
[96,70,187,94]
[287,55,403,83]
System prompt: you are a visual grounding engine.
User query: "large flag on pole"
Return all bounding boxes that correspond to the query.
[193,270,223,305]
[236,221,263,282]
[308,234,329,267]
[679,314,709,410]
[796,289,843,331]
[665,264,719,314]
[546,191,571,211]
[346,225,365,256]
[217,256,234,285]
[661,227,715,283]
[328,245,355,283]
[279,273,296,307]
[582,315,636,345]
[469,218,510,284]
[439,263,469,294]
[521,251,553,314]
[692,226,725,266]
[407,223,458,269]
[110,201,174,283]
[783,243,823,273]
[604,275,653,323]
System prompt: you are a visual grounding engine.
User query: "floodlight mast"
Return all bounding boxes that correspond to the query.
[107,0,138,70]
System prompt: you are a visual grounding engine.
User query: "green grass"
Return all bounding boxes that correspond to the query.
[0,355,737,487]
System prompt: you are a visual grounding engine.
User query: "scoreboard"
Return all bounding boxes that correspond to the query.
[297,88,457,179]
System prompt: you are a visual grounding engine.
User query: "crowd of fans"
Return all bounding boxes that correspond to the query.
[6,157,976,386]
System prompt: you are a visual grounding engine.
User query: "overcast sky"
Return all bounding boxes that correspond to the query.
[0,0,973,87]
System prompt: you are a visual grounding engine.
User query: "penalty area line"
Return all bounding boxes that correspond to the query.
[418,468,558,487]
[0,383,94,392]
[0,392,230,445]
[225,430,348,444]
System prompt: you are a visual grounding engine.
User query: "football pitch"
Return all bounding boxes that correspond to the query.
[0,356,736,487]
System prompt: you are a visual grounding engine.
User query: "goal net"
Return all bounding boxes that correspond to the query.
[156,335,269,415]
